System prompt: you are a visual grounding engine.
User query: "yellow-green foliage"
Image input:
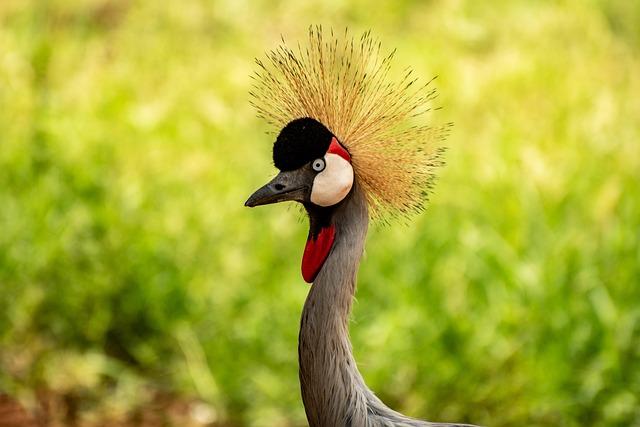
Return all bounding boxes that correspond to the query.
[0,1,638,426]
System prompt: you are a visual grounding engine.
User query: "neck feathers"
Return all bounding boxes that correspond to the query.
[298,183,368,426]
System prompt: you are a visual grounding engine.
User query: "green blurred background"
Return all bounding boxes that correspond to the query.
[1,0,639,426]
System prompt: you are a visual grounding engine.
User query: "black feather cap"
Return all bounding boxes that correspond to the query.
[273,118,334,171]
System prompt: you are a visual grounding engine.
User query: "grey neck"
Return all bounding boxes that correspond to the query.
[298,182,370,426]
[297,183,476,427]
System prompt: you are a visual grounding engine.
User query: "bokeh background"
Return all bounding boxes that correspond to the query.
[1,0,639,426]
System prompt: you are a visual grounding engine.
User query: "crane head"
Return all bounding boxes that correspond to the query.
[248,27,446,223]
[245,117,353,210]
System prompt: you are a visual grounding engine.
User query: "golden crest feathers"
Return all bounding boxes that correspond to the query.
[250,26,450,221]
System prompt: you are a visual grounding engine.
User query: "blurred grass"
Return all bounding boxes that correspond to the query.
[0,0,639,426]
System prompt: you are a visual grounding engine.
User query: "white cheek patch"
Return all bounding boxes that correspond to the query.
[310,153,354,206]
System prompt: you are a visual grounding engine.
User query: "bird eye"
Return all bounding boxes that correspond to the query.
[311,158,325,172]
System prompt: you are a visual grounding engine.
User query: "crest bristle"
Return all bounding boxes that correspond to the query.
[250,25,449,221]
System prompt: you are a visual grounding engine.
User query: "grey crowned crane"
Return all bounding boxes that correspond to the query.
[245,27,478,427]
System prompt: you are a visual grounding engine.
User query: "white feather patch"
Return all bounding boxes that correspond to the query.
[310,153,354,207]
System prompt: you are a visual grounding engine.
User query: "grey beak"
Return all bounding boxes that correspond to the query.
[245,170,311,207]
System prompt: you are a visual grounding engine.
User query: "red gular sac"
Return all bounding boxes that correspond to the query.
[301,224,336,283]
